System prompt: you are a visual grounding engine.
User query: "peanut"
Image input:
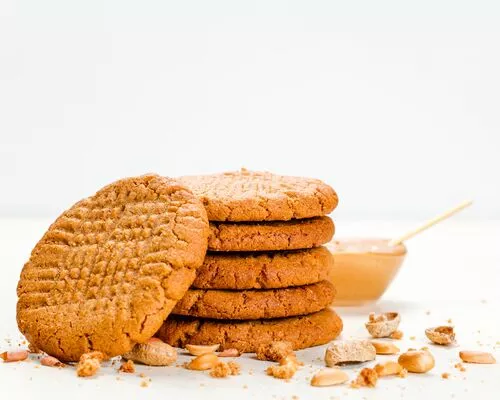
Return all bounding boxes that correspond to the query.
[365,312,400,338]
[459,351,496,364]
[325,340,376,366]
[390,330,404,340]
[0,350,29,362]
[40,356,65,367]
[371,341,400,355]
[425,326,455,345]
[123,338,177,366]
[374,361,405,377]
[398,350,435,373]
[185,344,220,356]
[310,368,349,387]
[218,348,240,357]
[186,353,220,371]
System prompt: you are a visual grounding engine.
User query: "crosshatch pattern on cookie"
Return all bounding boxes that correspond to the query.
[17,175,208,361]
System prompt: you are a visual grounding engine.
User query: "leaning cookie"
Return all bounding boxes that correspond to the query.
[157,308,343,353]
[17,174,209,361]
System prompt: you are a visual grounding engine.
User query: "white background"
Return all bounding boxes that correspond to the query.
[1,0,499,220]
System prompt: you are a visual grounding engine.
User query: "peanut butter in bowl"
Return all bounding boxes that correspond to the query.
[327,238,407,306]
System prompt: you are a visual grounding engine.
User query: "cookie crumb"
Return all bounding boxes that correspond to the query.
[210,362,231,378]
[256,341,293,362]
[140,380,149,388]
[228,361,241,375]
[351,368,378,388]
[28,343,41,354]
[409,336,416,341]
[77,358,100,377]
[266,355,302,380]
[266,363,297,380]
[454,363,466,372]
[210,361,241,378]
[442,372,450,379]
[119,360,135,373]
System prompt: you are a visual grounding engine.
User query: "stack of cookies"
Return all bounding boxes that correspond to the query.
[156,170,343,352]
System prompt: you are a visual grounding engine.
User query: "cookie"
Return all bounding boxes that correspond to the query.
[208,216,334,252]
[172,281,335,320]
[156,308,343,352]
[192,247,334,290]
[17,175,209,362]
[179,169,338,222]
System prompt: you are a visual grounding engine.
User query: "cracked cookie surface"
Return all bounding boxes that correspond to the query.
[157,308,343,352]
[179,169,338,222]
[17,175,209,361]
[172,281,336,320]
[208,216,334,252]
[192,247,334,289]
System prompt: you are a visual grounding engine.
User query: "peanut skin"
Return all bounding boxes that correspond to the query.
[123,338,177,366]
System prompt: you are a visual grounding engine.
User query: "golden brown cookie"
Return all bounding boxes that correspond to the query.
[17,175,209,362]
[192,247,334,289]
[208,216,334,252]
[156,308,343,352]
[179,169,338,222]
[172,281,335,320]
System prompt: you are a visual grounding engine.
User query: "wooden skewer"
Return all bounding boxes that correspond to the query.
[388,200,473,246]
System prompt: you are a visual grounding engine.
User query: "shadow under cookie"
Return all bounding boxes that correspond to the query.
[156,308,343,353]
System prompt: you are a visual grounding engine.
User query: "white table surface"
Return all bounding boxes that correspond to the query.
[1,218,499,399]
